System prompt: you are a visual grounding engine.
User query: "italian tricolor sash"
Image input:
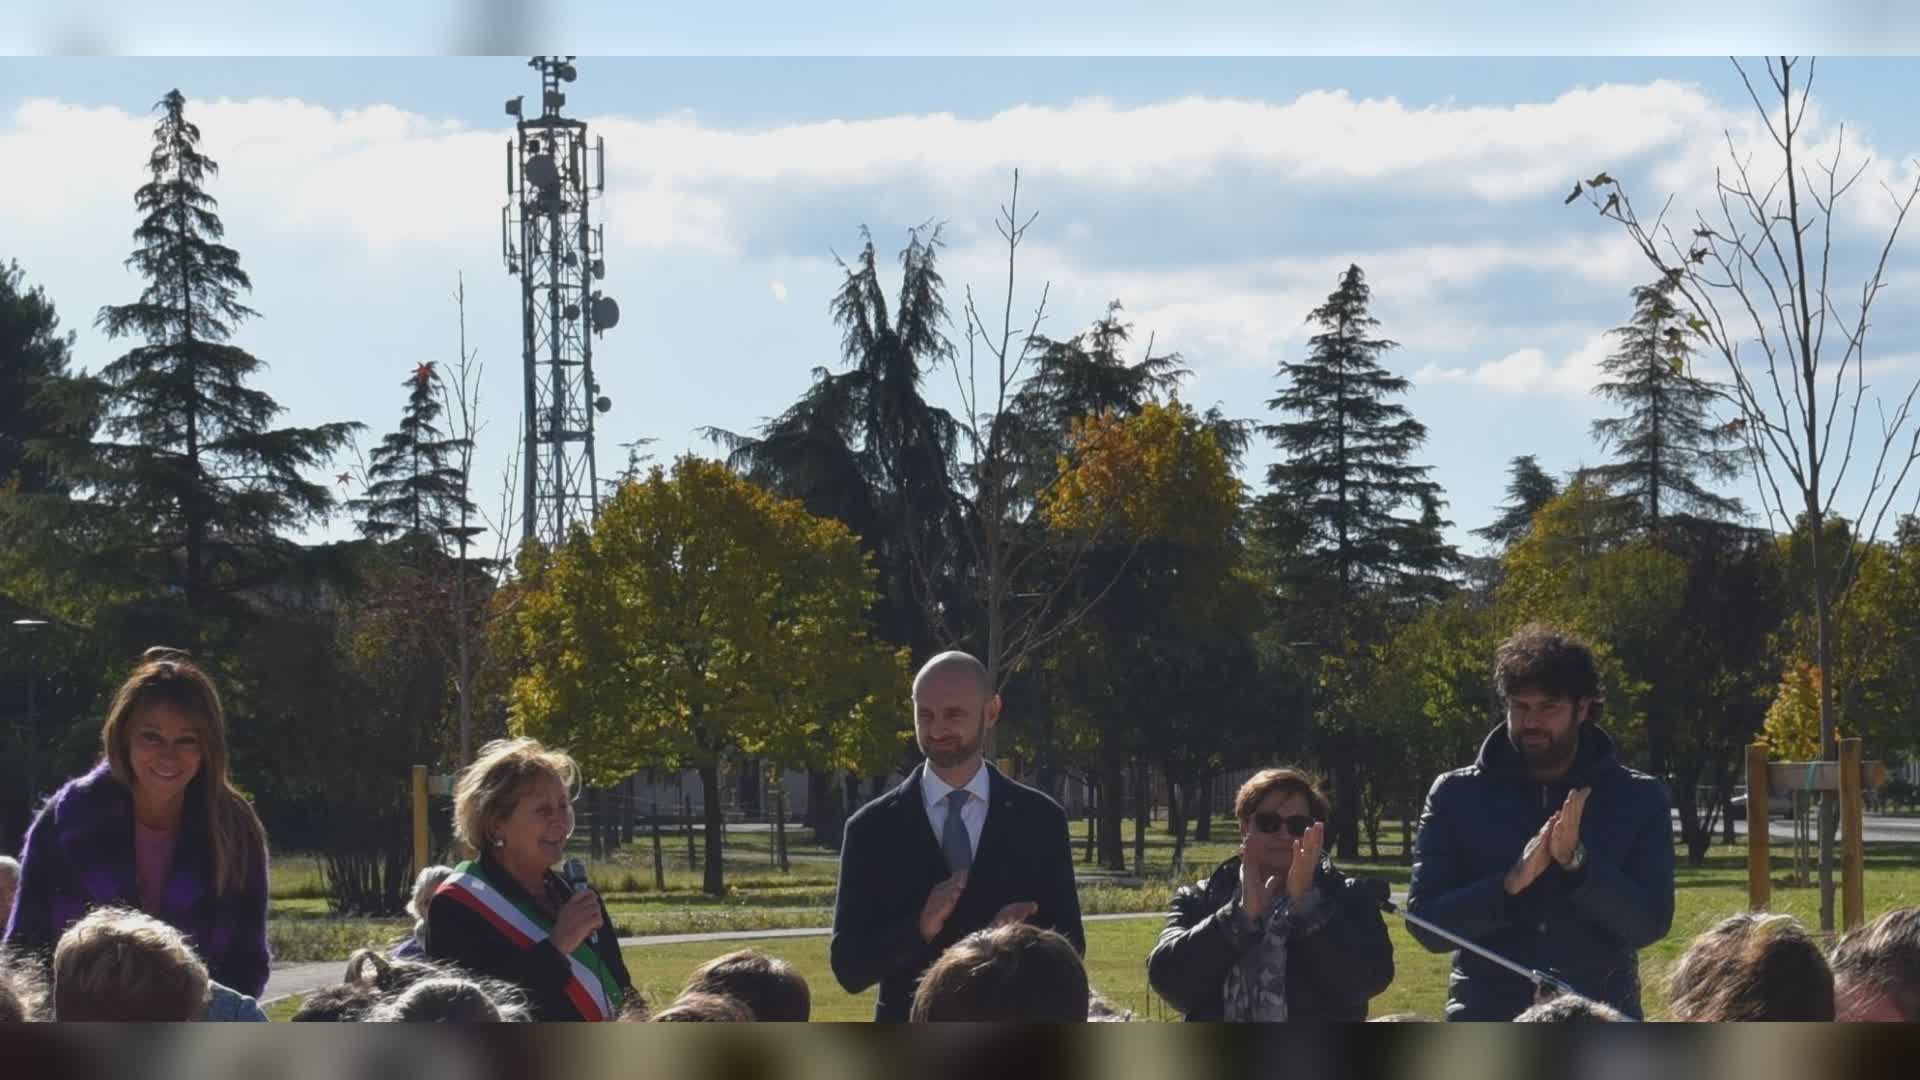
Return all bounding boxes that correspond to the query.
[437,860,623,1021]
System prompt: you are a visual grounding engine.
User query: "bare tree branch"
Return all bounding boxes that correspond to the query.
[1582,55,1920,933]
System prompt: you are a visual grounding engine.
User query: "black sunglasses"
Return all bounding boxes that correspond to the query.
[1251,812,1316,837]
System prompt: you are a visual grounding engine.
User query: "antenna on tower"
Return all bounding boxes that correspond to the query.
[502,55,616,549]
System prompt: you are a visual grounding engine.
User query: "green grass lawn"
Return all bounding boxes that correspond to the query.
[611,843,1920,1022]
[265,824,1920,1020]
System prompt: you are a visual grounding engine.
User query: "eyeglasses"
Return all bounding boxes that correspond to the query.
[1251,813,1316,837]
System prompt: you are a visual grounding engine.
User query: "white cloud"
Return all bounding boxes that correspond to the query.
[595,82,1731,204]
[0,79,1756,260]
[1637,80,1920,245]
[930,234,1649,375]
[3,75,1912,411]
[1415,332,1615,397]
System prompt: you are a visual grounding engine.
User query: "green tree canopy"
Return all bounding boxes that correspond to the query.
[509,456,907,896]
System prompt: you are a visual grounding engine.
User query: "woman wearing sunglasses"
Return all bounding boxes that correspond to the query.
[1147,767,1394,1021]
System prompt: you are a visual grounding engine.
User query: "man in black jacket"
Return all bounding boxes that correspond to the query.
[829,651,1084,1021]
[1147,767,1394,1021]
[1406,623,1675,1021]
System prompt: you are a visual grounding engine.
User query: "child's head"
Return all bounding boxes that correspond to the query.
[52,907,210,1021]
[682,949,810,1022]
[366,976,528,1022]
[1666,912,1834,1022]
[290,948,480,1022]
[0,950,49,1022]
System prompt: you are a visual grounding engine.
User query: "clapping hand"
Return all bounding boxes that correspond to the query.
[1550,788,1589,865]
[990,901,1039,929]
[1285,822,1325,901]
[919,871,968,942]
[1504,813,1559,896]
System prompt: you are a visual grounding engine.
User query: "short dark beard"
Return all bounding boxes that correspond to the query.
[919,717,984,769]
[1511,723,1580,779]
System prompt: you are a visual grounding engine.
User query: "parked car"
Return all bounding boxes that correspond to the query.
[1730,787,1794,821]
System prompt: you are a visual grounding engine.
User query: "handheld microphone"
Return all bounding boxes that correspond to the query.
[561,858,599,948]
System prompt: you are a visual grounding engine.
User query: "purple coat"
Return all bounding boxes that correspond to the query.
[2,762,271,997]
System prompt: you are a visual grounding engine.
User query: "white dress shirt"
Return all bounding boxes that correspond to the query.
[922,762,991,859]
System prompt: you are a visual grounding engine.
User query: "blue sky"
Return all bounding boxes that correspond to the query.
[8,56,1920,557]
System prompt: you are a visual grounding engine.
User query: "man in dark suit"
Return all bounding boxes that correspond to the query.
[830,651,1085,1021]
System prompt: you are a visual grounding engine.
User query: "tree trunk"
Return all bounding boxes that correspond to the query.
[1675,798,1706,867]
[1170,777,1194,877]
[1671,756,1710,867]
[1814,538,1838,931]
[772,766,790,873]
[1331,725,1362,860]
[683,792,696,871]
[1400,814,1415,866]
[619,776,634,847]
[588,787,605,860]
[1098,760,1126,870]
[1721,747,1739,845]
[806,770,830,830]
[1084,785,1096,865]
[699,763,726,896]
[1132,759,1150,875]
[1194,776,1214,842]
[180,242,203,613]
[455,602,474,767]
[812,772,847,850]
[650,799,665,891]
[738,758,761,817]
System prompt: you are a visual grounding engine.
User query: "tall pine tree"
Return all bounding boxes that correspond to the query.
[350,361,475,545]
[1587,277,1743,532]
[1473,454,1561,547]
[72,89,359,611]
[1261,263,1457,858]
[1263,264,1455,602]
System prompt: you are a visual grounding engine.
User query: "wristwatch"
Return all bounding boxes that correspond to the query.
[1561,842,1588,874]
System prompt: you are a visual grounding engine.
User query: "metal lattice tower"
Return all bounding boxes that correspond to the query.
[502,55,620,549]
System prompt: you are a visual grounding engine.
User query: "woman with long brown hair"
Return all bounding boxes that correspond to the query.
[2,648,271,997]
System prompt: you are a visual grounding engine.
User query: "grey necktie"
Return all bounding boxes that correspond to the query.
[942,789,972,872]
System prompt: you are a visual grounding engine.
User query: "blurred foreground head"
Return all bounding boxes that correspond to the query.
[910,923,1088,1022]
[1830,906,1920,1022]
[1515,993,1628,1022]
[1666,912,1833,1021]
[683,949,810,1022]
[53,907,208,1021]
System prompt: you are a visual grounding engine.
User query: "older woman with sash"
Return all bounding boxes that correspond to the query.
[425,738,633,1021]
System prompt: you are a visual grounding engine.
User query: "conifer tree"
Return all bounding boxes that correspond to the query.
[1261,263,1457,857]
[350,361,475,545]
[69,89,358,611]
[1262,264,1456,604]
[1588,277,1743,532]
[1473,454,1561,548]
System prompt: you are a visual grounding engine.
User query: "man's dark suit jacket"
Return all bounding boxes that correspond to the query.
[829,761,1086,1021]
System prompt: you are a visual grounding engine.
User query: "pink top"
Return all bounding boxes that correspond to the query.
[133,819,180,913]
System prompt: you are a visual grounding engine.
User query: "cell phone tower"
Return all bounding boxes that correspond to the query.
[502,55,619,549]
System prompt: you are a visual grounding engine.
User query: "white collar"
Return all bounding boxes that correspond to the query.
[921,760,991,809]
